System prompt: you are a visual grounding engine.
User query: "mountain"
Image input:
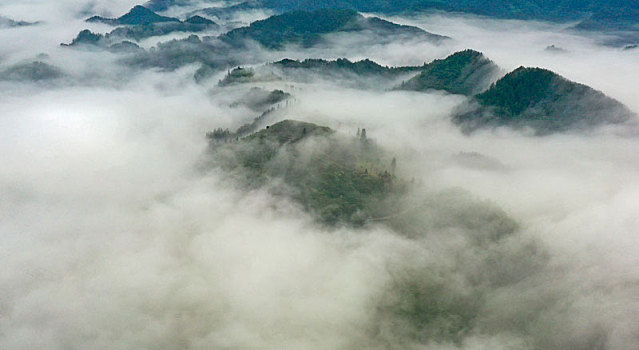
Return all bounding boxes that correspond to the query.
[572,7,639,32]
[66,14,217,47]
[210,58,424,87]
[61,30,145,54]
[454,67,635,134]
[0,16,38,28]
[62,29,104,47]
[144,0,184,12]
[229,88,291,111]
[144,0,219,12]
[184,15,215,25]
[397,49,500,96]
[140,0,639,34]
[86,5,180,26]
[0,61,64,82]
[219,9,447,49]
[106,16,218,41]
[257,0,637,23]
[192,2,265,21]
[209,119,401,225]
[273,58,423,76]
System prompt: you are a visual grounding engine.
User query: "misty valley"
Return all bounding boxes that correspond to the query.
[2,1,639,349]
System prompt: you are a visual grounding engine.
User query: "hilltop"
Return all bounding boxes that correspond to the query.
[211,58,424,87]
[86,5,181,25]
[398,49,499,96]
[219,9,446,49]
[209,120,401,225]
[454,67,635,134]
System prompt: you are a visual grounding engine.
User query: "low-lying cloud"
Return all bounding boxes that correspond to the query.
[1,1,639,349]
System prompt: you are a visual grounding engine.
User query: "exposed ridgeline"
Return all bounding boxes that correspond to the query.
[397,49,500,96]
[219,9,447,49]
[258,0,639,28]
[63,9,439,72]
[69,6,218,45]
[209,120,402,225]
[105,16,217,42]
[143,0,639,42]
[0,16,38,28]
[229,88,291,111]
[86,5,180,26]
[454,67,635,135]
[189,2,266,21]
[206,120,569,346]
[0,61,64,82]
[273,58,424,76]
[210,58,425,87]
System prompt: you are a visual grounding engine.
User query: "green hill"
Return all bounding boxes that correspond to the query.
[209,58,424,86]
[86,5,180,25]
[145,0,639,36]
[219,9,446,49]
[273,58,423,76]
[0,61,64,81]
[397,49,499,96]
[210,120,401,225]
[454,67,635,134]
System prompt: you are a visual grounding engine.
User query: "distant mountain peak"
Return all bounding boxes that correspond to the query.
[86,5,180,26]
[398,49,499,95]
[219,8,446,49]
[454,66,635,134]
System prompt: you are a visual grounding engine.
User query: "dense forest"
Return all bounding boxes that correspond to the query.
[455,67,635,134]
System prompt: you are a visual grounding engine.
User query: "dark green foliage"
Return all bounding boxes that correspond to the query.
[0,61,64,81]
[144,0,178,12]
[144,0,213,12]
[573,6,639,31]
[61,30,104,47]
[211,120,400,225]
[455,67,635,134]
[207,120,559,346]
[122,35,235,70]
[219,9,445,49]
[78,7,218,44]
[273,57,424,76]
[143,0,639,36]
[258,0,639,25]
[86,5,180,26]
[107,19,218,42]
[194,2,264,21]
[219,9,360,49]
[477,67,555,116]
[398,49,499,95]
[218,67,256,86]
[212,58,425,88]
[230,88,291,111]
[184,15,215,25]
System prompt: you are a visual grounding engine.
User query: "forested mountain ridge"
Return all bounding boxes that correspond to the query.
[218,8,447,49]
[455,67,635,134]
[209,120,402,225]
[146,0,639,30]
[86,5,181,25]
[397,49,499,96]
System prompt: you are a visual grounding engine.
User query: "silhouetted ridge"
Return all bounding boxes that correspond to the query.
[455,67,635,134]
[219,9,446,49]
[398,49,499,95]
[86,5,180,25]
